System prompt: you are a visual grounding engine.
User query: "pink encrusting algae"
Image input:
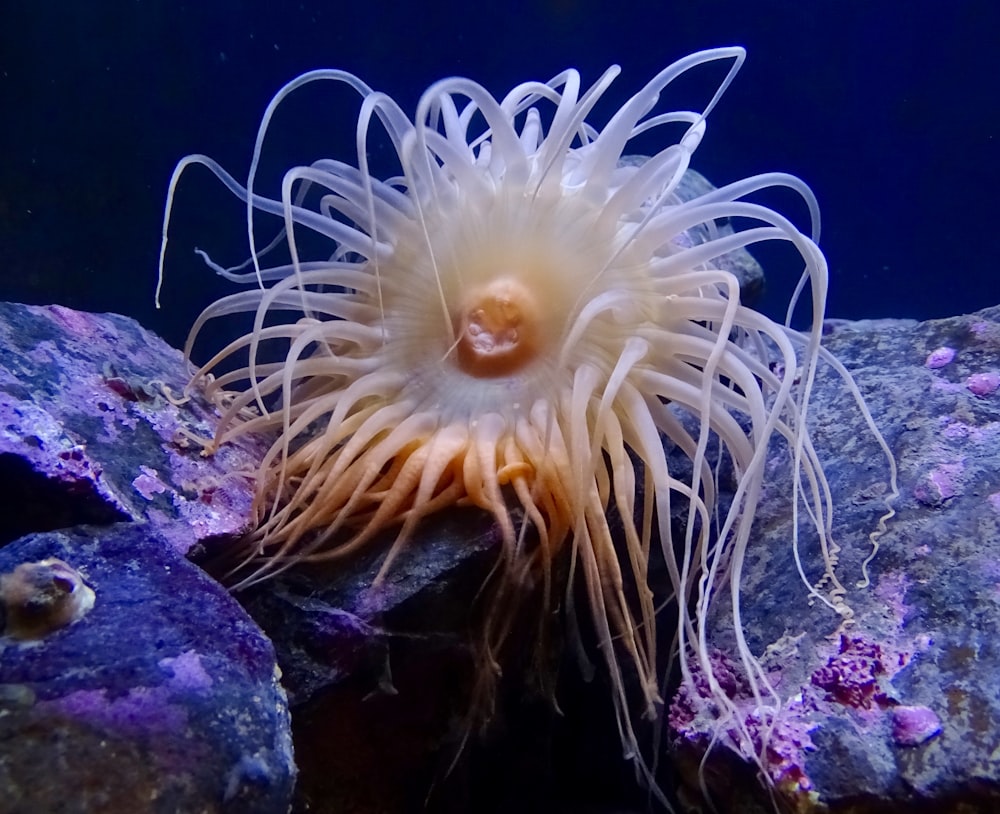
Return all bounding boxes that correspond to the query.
[925,346,956,369]
[966,371,1000,397]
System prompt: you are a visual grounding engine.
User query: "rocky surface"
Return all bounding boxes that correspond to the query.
[0,301,268,555]
[0,301,577,812]
[0,524,294,814]
[3,295,1000,813]
[0,303,295,813]
[670,306,1000,812]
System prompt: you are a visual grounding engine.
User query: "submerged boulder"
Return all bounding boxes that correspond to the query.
[3,295,1000,813]
[0,302,267,555]
[0,301,561,811]
[0,524,294,813]
[671,305,1000,812]
[0,303,293,812]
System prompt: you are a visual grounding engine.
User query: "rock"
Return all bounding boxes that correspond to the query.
[0,300,574,811]
[0,301,268,555]
[0,302,295,812]
[0,524,294,814]
[669,305,1000,812]
[8,294,1000,813]
[244,507,505,813]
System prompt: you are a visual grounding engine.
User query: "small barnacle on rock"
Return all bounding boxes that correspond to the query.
[0,558,96,640]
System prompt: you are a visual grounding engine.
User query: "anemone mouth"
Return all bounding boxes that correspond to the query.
[158,47,898,805]
[452,276,542,377]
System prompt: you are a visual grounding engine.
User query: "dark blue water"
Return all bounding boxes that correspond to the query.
[1,2,996,350]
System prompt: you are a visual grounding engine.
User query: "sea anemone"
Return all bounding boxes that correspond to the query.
[157,47,894,796]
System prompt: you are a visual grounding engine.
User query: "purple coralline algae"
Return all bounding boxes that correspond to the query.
[669,305,1000,812]
[45,685,190,738]
[925,346,956,369]
[891,705,942,747]
[966,371,1000,397]
[669,650,817,794]
[810,636,886,710]
[914,461,964,506]
[0,302,269,555]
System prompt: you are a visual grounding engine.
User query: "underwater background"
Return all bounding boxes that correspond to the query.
[0,1,995,351]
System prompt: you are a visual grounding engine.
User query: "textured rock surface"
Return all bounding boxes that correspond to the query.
[0,524,294,813]
[0,300,591,811]
[0,302,295,813]
[244,508,505,813]
[0,301,267,555]
[6,294,1000,813]
[670,306,1000,812]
